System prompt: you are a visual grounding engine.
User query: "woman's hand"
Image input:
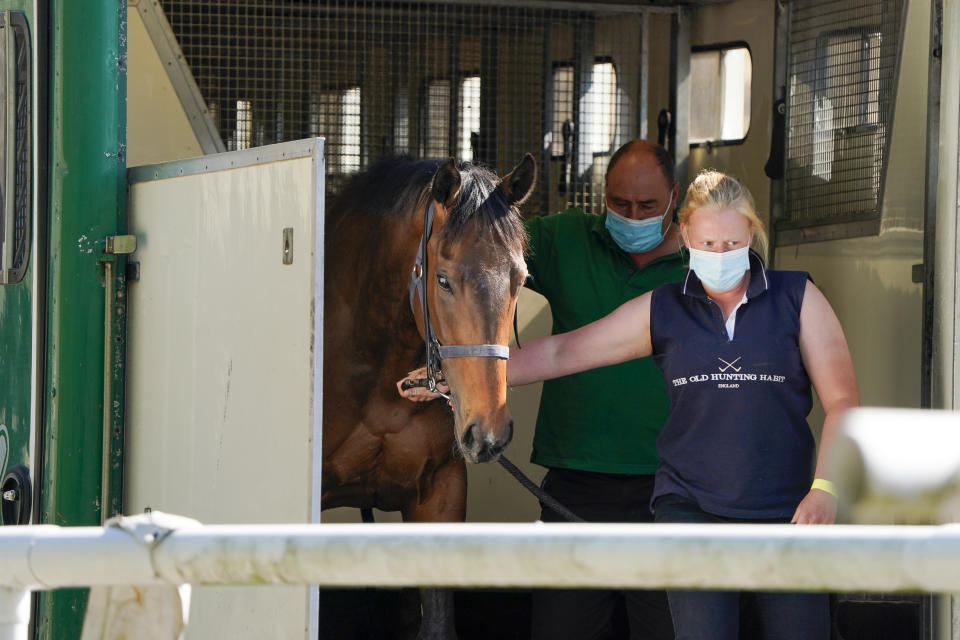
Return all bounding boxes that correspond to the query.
[396,367,450,401]
[790,489,837,525]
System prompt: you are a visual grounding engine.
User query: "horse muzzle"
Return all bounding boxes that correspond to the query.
[458,415,514,464]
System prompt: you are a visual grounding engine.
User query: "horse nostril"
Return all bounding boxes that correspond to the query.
[462,423,479,451]
[502,419,514,446]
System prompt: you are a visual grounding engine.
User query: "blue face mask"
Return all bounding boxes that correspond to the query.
[688,246,750,292]
[604,193,674,254]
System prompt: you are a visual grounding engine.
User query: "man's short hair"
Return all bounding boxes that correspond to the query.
[606,140,675,186]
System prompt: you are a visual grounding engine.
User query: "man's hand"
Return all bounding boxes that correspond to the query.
[790,489,837,524]
[396,367,450,401]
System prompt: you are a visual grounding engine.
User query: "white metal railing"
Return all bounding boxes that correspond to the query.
[4,519,960,592]
[2,518,960,639]
[0,407,957,640]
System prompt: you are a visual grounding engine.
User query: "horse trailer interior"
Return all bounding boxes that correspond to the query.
[0,0,956,637]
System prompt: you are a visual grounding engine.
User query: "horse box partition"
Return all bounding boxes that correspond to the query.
[125,138,325,640]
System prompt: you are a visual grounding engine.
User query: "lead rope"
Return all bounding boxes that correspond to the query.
[358,455,582,524]
[361,454,583,523]
[398,371,583,523]
[497,455,584,522]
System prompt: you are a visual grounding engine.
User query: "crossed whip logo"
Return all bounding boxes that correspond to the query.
[717,356,742,373]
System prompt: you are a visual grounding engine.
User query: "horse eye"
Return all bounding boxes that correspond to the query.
[437,274,452,292]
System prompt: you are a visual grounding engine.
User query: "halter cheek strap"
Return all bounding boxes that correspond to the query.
[407,201,511,394]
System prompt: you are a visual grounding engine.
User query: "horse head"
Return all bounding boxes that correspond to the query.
[415,154,536,464]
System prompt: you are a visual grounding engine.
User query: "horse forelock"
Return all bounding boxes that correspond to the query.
[439,164,528,257]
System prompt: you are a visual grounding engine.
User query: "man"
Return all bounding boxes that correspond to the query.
[524,140,685,640]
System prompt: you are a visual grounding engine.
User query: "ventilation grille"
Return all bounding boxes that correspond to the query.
[0,11,31,285]
[784,0,904,228]
[11,18,29,279]
[159,0,648,215]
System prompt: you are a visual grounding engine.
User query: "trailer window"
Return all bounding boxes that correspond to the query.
[689,44,752,146]
[309,86,362,175]
[550,60,618,159]
[341,88,361,173]
[457,76,480,163]
[393,86,409,155]
[581,61,618,159]
[234,100,253,150]
[810,31,882,182]
[550,64,574,158]
[413,76,480,162]
[424,79,450,158]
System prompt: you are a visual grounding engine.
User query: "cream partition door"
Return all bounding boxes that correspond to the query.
[125,139,324,640]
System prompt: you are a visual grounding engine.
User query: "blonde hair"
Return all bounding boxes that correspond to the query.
[677,170,768,256]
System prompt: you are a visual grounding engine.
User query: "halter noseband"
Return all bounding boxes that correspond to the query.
[408,201,510,397]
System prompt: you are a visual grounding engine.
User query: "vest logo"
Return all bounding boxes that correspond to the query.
[717,356,742,373]
[671,358,787,389]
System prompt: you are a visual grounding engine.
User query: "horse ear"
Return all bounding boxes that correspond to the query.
[431,157,462,209]
[500,153,537,206]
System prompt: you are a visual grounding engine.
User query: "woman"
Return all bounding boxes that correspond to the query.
[400,170,858,639]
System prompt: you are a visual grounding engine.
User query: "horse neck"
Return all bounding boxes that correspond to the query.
[332,205,427,358]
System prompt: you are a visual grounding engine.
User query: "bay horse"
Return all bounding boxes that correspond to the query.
[322,154,536,639]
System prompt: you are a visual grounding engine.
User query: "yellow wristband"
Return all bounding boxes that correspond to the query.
[811,478,838,498]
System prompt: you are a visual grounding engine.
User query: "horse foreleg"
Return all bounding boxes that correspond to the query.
[403,459,466,640]
[403,458,467,523]
[416,588,457,640]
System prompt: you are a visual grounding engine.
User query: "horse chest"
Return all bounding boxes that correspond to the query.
[322,399,457,511]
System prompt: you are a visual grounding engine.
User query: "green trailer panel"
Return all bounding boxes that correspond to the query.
[35,1,127,637]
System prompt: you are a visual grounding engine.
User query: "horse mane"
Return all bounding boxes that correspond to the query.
[329,155,437,220]
[330,156,527,253]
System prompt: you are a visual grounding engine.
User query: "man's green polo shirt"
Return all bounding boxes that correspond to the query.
[523,207,688,474]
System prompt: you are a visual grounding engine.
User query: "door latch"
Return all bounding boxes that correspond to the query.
[1,464,31,525]
[104,234,137,255]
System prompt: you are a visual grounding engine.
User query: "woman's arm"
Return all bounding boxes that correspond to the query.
[792,280,860,524]
[506,291,654,386]
[398,291,654,399]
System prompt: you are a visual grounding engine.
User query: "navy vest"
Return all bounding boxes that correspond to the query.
[650,252,814,519]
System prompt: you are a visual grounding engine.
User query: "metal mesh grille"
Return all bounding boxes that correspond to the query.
[158,0,648,216]
[784,0,904,227]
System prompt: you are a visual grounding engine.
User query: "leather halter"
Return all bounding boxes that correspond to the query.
[408,201,510,397]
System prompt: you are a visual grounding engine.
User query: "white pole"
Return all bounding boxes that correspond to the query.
[5,519,960,593]
[0,523,51,640]
[935,0,960,411]
[0,588,29,640]
[827,408,960,523]
[155,522,960,592]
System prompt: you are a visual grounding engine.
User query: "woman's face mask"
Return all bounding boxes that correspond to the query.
[682,207,754,292]
[604,192,674,254]
[687,245,750,292]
